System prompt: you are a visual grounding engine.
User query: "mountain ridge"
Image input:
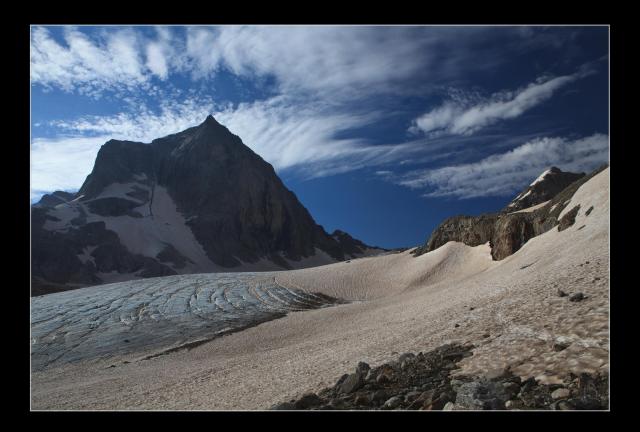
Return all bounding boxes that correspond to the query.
[31,117,384,295]
[412,164,607,260]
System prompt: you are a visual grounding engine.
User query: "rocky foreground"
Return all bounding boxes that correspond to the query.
[272,343,608,411]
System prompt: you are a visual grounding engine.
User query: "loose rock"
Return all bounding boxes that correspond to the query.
[569,292,585,302]
[383,396,403,409]
[340,372,364,394]
[295,393,323,409]
[551,388,570,400]
[442,402,456,411]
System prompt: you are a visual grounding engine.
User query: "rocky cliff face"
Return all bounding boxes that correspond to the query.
[503,167,585,212]
[413,165,607,261]
[32,116,383,295]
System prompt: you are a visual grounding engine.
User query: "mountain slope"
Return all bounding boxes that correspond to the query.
[412,165,606,260]
[504,167,585,212]
[31,116,383,295]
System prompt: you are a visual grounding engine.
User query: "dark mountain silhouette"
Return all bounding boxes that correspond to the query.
[31,116,383,296]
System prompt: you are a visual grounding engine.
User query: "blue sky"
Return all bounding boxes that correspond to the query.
[30,25,609,249]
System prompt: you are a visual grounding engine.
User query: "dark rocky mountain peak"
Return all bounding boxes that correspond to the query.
[331,229,386,258]
[32,117,383,295]
[504,167,585,212]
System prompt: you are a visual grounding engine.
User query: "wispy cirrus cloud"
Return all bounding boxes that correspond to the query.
[410,62,597,136]
[30,26,532,100]
[398,134,609,199]
[39,95,428,184]
[49,96,217,142]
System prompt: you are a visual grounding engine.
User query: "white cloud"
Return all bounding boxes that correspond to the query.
[398,134,609,198]
[145,42,168,79]
[411,66,594,136]
[31,26,514,100]
[184,26,435,96]
[30,26,151,96]
[50,97,216,143]
[213,97,386,171]
[31,135,110,199]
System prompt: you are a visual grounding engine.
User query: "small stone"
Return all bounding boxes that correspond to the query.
[553,342,569,352]
[505,400,523,409]
[335,373,349,388]
[556,400,575,410]
[294,393,323,409]
[502,382,521,398]
[569,292,585,302]
[398,352,415,362]
[340,372,364,394]
[271,401,296,410]
[482,333,490,338]
[551,388,571,400]
[376,365,394,384]
[356,361,370,373]
[372,390,390,403]
[418,389,436,403]
[557,289,568,297]
[450,379,464,391]
[383,396,403,409]
[405,391,423,402]
[354,393,372,406]
[442,402,456,411]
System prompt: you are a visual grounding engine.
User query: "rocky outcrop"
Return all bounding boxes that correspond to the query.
[414,164,608,261]
[504,166,585,212]
[32,116,383,295]
[271,343,608,410]
[412,214,497,257]
[31,213,177,296]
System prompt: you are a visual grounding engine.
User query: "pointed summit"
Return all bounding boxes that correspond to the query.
[32,118,384,295]
[504,167,585,212]
[203,114,220,126]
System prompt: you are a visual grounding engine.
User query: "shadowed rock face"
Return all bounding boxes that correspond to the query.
[331,229,382,257]
[504,167,585,212]
[413,165,608,261]
[32,116,382,295]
